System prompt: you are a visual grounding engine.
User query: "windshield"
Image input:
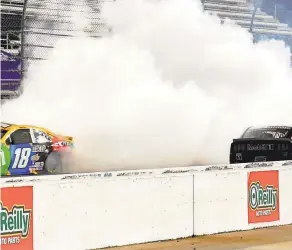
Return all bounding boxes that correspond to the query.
[1,129,8,139]
[242,127,290,139]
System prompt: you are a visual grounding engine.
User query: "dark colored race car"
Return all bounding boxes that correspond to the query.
[230,126,292,164]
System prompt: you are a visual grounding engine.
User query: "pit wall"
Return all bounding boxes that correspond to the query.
[1,161,292,250]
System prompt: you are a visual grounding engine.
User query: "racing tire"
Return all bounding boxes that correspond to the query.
[44,152,62,174]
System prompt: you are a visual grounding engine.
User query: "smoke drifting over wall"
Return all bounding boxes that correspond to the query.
[2,0,292,172]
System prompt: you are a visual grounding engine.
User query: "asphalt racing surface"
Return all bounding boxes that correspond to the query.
[101,225,292,250]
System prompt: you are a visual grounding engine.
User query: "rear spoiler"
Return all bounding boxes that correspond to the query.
[1,122,14,128]
[64,136,73,142]
[233,138,291,142]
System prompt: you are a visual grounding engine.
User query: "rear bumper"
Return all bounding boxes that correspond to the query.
[230,152,292,164]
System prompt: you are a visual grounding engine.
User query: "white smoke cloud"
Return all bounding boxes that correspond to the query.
[1,0,292,172]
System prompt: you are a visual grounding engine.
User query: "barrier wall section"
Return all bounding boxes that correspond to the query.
[193,168,291,235]
[1,162,292,250]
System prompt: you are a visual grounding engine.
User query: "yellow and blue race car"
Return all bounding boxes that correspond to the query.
[0,122,74,176]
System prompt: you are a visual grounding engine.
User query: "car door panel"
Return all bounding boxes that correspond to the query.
[30,143,50,171]
[31,129,52,171]
[8,143,34,175]
[7,128,35,175]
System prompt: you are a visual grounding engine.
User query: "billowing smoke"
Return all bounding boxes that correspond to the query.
[1,0,292,172]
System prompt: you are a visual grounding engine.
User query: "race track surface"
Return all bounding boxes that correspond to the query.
[102,225,292,250]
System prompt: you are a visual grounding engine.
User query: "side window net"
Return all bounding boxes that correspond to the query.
[10,129,32,144]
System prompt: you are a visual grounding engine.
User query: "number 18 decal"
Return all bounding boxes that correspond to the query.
[11,148,31,169]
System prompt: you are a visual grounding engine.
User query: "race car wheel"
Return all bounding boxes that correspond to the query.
[44,152,62,174]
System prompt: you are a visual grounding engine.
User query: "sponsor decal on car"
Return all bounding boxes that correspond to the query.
[30,154,40,162]
[32,145,46,152]
[254,156,267,162]
[29,161,44,172]
[247,144,274,151]
[0,186,33,250]
[247,170,280,224]
[236,153,243,161]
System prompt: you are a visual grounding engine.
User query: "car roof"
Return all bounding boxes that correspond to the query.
[1,122,73,142]
[0,122,56,136]
[249,126,292,130]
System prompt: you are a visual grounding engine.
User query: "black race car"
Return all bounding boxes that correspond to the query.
[230,126,292,164]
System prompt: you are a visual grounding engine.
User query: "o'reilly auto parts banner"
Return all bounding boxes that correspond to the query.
[1,50,22,93]
[247,170,280,224]
[0,186,33,250]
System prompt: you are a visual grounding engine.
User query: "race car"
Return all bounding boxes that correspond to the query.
[0,122,74,176]
[230,126,292,164]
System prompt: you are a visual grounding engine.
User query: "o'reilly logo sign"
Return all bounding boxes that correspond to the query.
[249,182,278,213]
[0,202,31,238]
[247,170,280,224]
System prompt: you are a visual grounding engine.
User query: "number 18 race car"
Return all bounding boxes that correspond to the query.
[230,126,292,164]
[0,122,74,176]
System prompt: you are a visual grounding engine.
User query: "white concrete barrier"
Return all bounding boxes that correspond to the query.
[1,160,292,250]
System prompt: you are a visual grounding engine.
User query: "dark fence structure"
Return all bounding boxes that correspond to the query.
[22,0,111,71]
[1,0,292,99]
[1,0,111,99]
